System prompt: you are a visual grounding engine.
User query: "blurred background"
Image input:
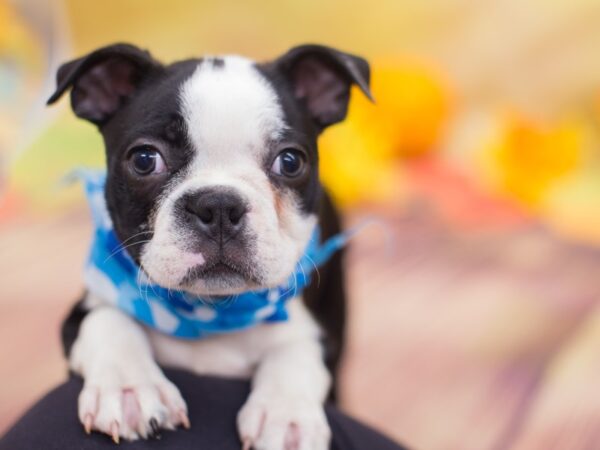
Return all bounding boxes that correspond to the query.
[2,0,600,448]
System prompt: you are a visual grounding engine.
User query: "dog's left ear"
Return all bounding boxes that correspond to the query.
[46,43,163,126]
[275,44,373,131]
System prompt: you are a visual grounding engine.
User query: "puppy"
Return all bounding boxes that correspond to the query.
[48,43,371,449]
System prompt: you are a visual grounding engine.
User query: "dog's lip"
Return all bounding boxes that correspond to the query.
[181,259,258,285]
[202,262,243,277]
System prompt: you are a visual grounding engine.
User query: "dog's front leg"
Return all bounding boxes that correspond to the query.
[70,306,189,442]
[237,338,332,450]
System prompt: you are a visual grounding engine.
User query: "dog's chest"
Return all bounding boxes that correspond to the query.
[147,298,321,378]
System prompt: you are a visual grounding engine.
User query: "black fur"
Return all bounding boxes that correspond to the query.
[61,296,89,358]
[304,191,347,402]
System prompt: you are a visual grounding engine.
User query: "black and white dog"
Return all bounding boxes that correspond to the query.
[48,43,371,449]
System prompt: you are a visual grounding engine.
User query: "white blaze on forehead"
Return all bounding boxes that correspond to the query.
[179,56,286,163]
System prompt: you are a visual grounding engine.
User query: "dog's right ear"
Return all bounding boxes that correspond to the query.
[47,43,163,125]
[274,44,373,132]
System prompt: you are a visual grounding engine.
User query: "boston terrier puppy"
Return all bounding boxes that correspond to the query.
[48,43,371,449]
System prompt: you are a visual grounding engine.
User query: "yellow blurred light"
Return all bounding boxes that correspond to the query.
[542,170,600,245]
[0,2,39,60]
[319,117,405,207]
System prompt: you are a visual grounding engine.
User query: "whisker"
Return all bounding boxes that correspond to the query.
[136,266,144,300]
[138,263,152,305]
[144,279,151,304]
[148,274,160,298]
[280,272,297,299]
[303,254,321,288]
[137,265,151,307]
[220,294,237,308]
[105,229,152,252]
[104,238,152,263]
[291,268,298,299]
[298,258,307,286]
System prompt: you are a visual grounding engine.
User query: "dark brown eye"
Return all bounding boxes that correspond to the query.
[271,149,306,178]
[128,145,166,176]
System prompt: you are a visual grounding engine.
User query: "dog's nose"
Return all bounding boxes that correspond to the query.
[184,189,248,241]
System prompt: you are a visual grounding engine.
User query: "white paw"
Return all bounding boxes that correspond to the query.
[237,392,331,450]
[78,371,189,442]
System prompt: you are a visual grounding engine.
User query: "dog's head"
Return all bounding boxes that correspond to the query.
[48,43,371,296]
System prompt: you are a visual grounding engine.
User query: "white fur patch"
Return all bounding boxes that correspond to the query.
[180,56,286,162]
[148,298,324,378]
[71,305,189,441]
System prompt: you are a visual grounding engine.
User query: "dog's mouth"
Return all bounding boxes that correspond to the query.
[180,258,262,289]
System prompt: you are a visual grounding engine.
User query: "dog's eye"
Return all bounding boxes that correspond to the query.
[129,145,166,176]
[271,149,306,178]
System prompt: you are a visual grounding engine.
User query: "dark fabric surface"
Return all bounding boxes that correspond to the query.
[0,369,406,450]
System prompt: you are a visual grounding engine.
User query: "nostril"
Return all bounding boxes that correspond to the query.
[228,205,246,226]
[185,203,214,225]
[197,208,213,225]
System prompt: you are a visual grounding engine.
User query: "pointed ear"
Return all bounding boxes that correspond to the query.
[47,43,163,125]
[275,44,373,131]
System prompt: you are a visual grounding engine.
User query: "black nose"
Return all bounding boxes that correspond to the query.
[184,189,248,242]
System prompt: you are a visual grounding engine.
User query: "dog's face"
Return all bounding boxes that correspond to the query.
[49,44,371,296]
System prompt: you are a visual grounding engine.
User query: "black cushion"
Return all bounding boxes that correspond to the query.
[0,369,407,450]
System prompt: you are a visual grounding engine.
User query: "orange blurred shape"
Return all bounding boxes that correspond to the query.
[485,112,584,208]
[346,58,452,157]
[370,59,452,157]
[319,58,452,207]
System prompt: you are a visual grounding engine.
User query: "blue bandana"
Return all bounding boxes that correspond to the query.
[80,171,349,339]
